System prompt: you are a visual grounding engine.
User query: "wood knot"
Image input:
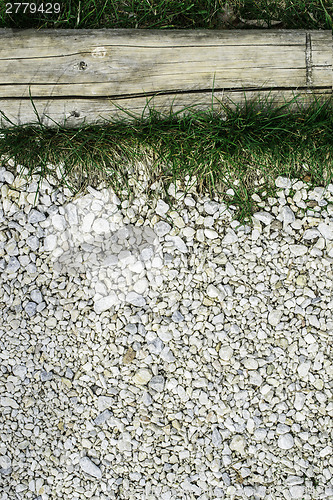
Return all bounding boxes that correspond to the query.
[79,61,87,70]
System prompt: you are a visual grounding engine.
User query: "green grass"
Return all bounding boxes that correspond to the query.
[0,0,332,30]
[0,0,332,227]
[1,92,332,227]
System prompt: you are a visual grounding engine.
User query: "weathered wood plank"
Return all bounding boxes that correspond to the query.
[0,90,330,129]
[0,29,331,127]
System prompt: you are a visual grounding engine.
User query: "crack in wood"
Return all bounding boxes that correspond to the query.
[0,86,331,101]
[305,32,313,88]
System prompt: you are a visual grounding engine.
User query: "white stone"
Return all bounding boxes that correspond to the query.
[167,235,188,253]
[207,284,221,298]
[318,222,333,240]
[132,369,152,385]
[92,218,109,234]
[155,199,169,216]
[79,457,102,479]
[297,362,311,378]
[182,227,195,238]
[303,228,321,240]
[278,433,294,449]
[97,396,114,411]
[94,293,118,313]
[275,176,292,188]
[289,244,308,256]
[148,375,165,392]
[253,211,275,225]
[243,358,258,370]
[204,201,220,215]
[225,262,236,276]
[126,292,146,307]
[204,228,219,239]
[65,203,78,224]
[212,428,222,447]
[82,213,95,232]
[0,455,11,469]
[268,309,282,326]
[222,229,238,244]
[281,206,295,226]
[230,435,246,454]
[219,346,233,361]
[289,486,304,498]
[294,392,306,411]
[154,221,171,237]
[51,214,67,231]
[133,278,148,295]
[43,234,57,251]
[0,396,19,409]
[12,365,27,380]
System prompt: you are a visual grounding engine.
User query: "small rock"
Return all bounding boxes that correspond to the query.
[222,229,238,244]
[132,369,152,385]
[92,218,109,234]
[172,311,184,323]
[268,309,282,327]
[94,293,118,313]
[26,236,39,251]
[133,279,149,295]
[65,203,78,224]
[43,234,58,251]
[28,209,46,224]
[212,428,222,447]
[204,201,220,215]
[318,222,333,240]
[12,365,27,380]
[289,486,304,499]
[97,397,113,411]
[230,435,246,454]
[142,391,153,406]
[243,358,258,370]
[167,235,188,253]
[275,176,292,188]
[148,375,165,392]
[278,433,294,450]
[79,457,102,479]
[281,206,295,226]
[219,346,233,361]
[154,221,171,237]
[51,214,67,231]
[207,284,221,299]
[155,199,169,216]
[302,229,321,240]
[204,229,219,239]
[0,455,11,470]
[253,211,275,225]
[126,292,146,308]
[94,410,112,426]
[289,244,307,256]
[40,371,53,382]
[122,347,136,365]
[25,302,37,317]
[30,289,43,303]
[6,256,20,273]
[0,396,19,409]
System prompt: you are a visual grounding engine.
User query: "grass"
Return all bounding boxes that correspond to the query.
[1,92,332,227]
[0,0,332,226]
[0,0,332,30]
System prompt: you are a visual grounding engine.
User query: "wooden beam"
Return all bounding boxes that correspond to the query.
[0,28,332,128]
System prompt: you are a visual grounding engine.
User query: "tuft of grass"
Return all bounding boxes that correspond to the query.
[1,92,332,227]
[0,0,332,30]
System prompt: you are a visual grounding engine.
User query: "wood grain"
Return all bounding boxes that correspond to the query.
[0,29,331,128]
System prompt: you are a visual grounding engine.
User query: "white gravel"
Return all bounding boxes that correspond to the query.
[0,159,333,500]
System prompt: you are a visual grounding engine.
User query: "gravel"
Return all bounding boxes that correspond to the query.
[0,159,333,500]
